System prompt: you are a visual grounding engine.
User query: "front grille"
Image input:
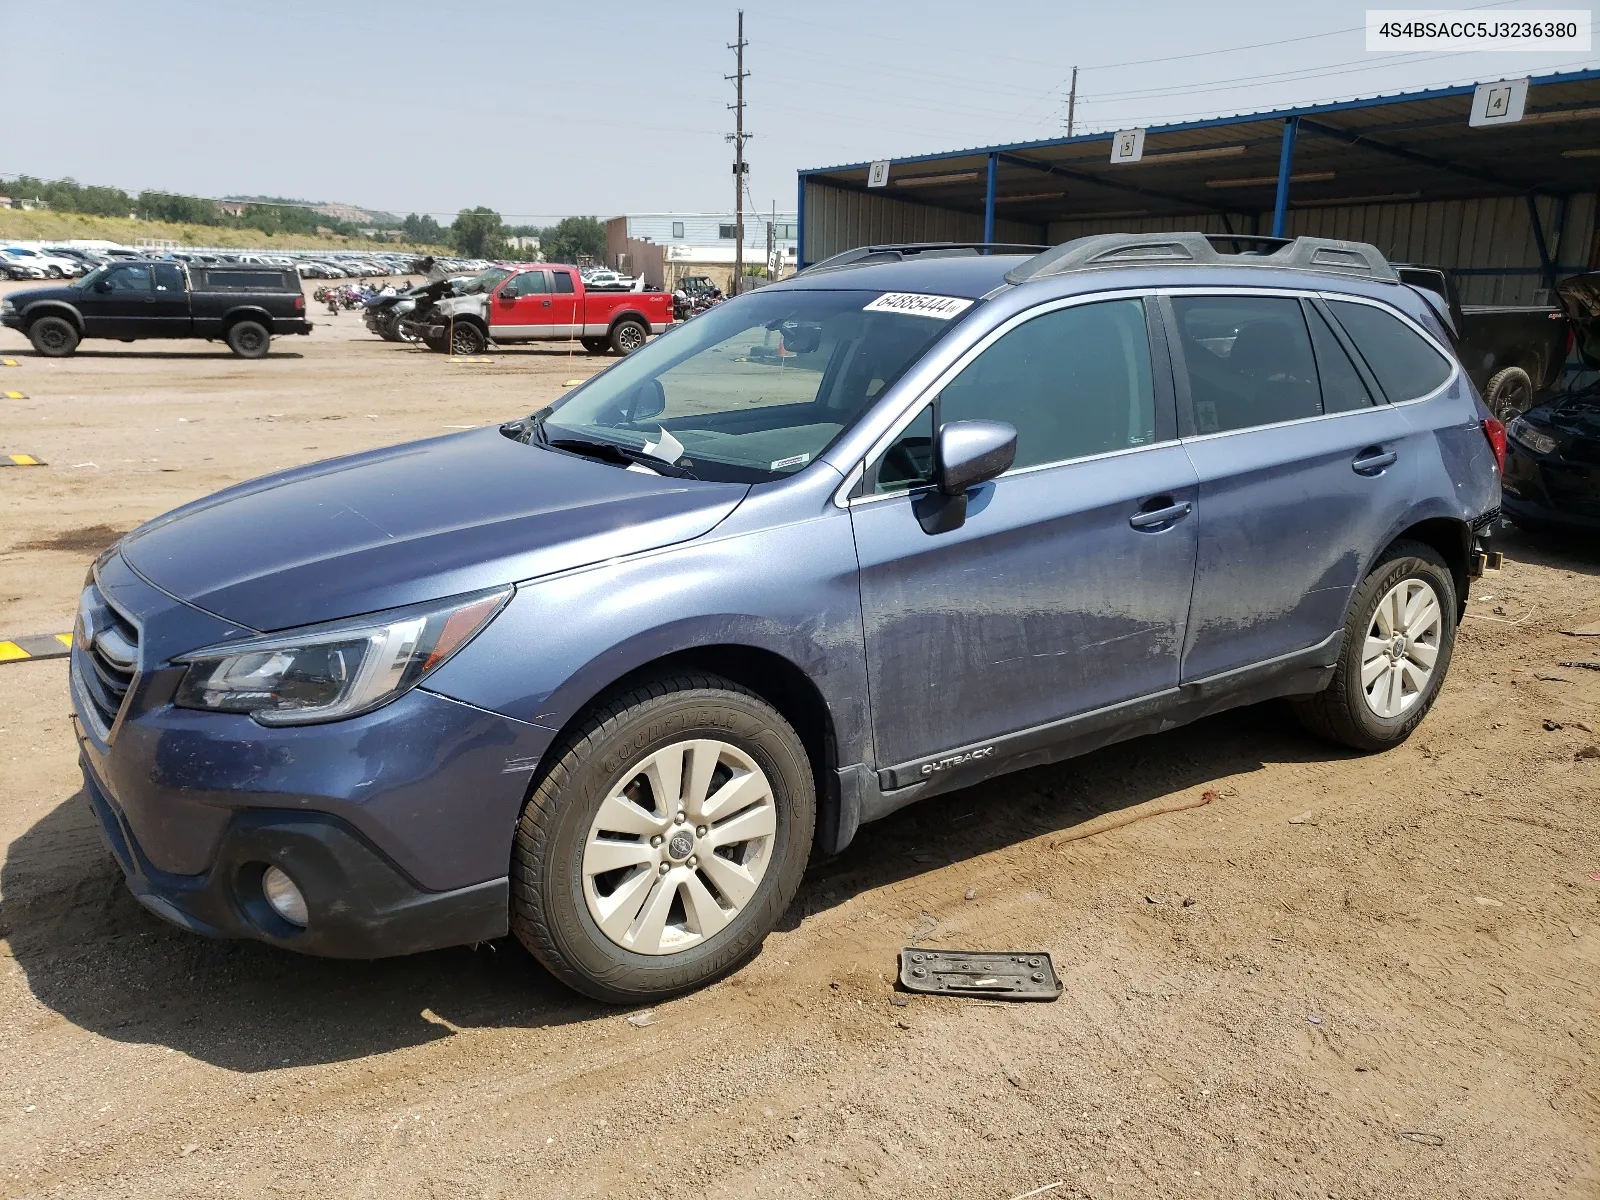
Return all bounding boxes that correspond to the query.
[1542,469,1600,518]
[73,584,140,736]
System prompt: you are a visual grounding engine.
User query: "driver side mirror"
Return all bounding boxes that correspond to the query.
[95,279,113,293]
[497,290,516,304]
[914,419,1017,535]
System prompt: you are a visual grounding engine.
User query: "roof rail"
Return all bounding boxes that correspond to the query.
[800,242,1053,275]
[1005,233,1399,285]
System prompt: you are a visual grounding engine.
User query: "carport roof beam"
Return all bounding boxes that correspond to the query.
[1296,117,1551,197]
[995,152,1233,218]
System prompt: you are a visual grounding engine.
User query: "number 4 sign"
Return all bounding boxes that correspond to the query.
[1110,128,1146,164]
[1469,78,1529,127]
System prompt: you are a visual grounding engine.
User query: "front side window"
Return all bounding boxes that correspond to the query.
[507,270,549,297]
[1328,299,1453,402]
[874,299,1157,492]
[1172,295,1320,434]
[541,289,962,484]
[101,264,153,293]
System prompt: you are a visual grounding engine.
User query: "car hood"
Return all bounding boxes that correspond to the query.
[120,426,749,633]
[5,284,81,306]
[1529,384,1600,442]
[1556,271,1600,369]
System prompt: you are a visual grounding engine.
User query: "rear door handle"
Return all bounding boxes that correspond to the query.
[1129,498,1193,530]
[1352,447,1397,475]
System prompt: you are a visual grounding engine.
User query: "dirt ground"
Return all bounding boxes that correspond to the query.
[1,287,1597,1200]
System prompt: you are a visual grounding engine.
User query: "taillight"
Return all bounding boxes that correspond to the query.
[1482,417,1507,473]
[294,294,305,311]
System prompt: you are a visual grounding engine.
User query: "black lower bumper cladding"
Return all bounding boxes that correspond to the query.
[82,761,508,958]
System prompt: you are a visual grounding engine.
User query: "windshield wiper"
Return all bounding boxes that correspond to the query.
[547,436,698,479]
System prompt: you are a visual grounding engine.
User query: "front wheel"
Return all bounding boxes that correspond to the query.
[1293,540,1456,751]
[449,322,486,356]
[28,315,80,357]
[609,319,647,355]
[510,674,816,1003]
[226,320,270,359]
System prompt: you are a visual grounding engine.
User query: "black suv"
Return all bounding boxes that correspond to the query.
[1,260,313,358]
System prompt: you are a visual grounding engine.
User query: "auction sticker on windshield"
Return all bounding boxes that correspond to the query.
[863,293,975,320]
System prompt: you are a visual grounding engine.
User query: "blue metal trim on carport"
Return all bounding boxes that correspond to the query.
[795,66,1600,177]
[983,153,997,243]
[1271,117,1299,239]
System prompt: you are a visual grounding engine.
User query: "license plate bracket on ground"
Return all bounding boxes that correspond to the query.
[899,947,1063,1000]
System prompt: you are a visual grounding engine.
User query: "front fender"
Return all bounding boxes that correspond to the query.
[21,300,84,331]
[423,478,872,768]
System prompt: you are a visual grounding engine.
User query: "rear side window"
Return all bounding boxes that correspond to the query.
[552,270,575,294]
[1171,295,1319,433]
[1305,304,1376,413]
[201,270,289,290]
[1328,300,1452,402]
[152,263,184,292]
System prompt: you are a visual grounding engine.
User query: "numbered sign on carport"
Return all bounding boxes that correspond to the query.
[1469,78,1530,126]
[867,160,891,187]
[1110,128,1146,164]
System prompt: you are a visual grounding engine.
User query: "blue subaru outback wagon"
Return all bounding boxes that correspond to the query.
[73,234,1505,1002]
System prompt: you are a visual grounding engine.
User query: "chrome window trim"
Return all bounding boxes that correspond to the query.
[835,288,1158,508]
[1314,290,1461,404]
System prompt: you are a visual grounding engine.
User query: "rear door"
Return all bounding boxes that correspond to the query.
[550,268,581,339]
[851,295,1200,775]
[1169,289,1432,683]
[149,263,191,336]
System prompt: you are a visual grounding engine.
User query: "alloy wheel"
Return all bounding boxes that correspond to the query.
[1361,578,1442,718]
[581,738,776,955]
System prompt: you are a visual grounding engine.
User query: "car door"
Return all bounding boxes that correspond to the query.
[849,295,1200,777]
[1168,290,1424,683]
[149,263,191,337]
[76,263,155,338]
[491,270,558,340]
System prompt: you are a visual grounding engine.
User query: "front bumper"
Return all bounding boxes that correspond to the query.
[83,763,509,957]
[1503,444,1600,528]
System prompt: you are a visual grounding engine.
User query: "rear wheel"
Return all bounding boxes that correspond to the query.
[28,316,80,357]
[1484,365,1534,422]
[510,674,815,1004]
[581,336,610,355]
[610,318,647,355]
[226,320,270,359]
[1293,540,1456,751]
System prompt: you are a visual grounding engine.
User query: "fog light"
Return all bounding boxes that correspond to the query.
[262,866,308,927]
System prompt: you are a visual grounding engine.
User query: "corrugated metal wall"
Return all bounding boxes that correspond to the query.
[1043,194,1598,305]
[801,181,1044,263]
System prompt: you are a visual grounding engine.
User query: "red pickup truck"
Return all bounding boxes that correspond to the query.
[410,264,674,356]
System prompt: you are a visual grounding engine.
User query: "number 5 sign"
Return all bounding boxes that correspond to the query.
[1110,128,1146,164]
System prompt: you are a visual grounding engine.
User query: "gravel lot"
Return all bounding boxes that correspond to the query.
[1,291,1597,1199]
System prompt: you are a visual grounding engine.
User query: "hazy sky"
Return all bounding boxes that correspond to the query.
[4,1,1594,221]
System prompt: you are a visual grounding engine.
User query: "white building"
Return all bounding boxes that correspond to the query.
[605,212,798,291]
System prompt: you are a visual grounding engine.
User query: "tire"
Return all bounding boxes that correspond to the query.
[1483,365,1534,422]
[423,335,448,354]
[581,336,610,355]
[1292,540,1457,752]
[379,316,404,343]
[609,318,647,355]
[225,320,270,359]
[46,265,62,278]
[448,322,486,356]
[510,673,816,1004]
[28,316,80,358]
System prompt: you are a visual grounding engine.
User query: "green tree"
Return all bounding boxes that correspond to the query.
[401,213,445,244]
[535,215,606,264]
[450,207,506,258]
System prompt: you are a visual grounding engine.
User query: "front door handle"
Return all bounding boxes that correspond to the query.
[1352,446,1397,475]
[1129,498,1193,530]
[542,300,552,307]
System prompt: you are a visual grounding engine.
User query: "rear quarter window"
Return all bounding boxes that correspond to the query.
[1328,299,1453,402]
[197,270,293,291]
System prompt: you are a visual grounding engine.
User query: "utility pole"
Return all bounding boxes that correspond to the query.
[727,10,750,294]
[1066,65,1078,136]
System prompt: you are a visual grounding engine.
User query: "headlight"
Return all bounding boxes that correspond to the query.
[1,299,14,314]
[1507,416,1557,457]
[173,587,510,725]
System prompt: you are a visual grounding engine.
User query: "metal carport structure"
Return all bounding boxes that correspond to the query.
[797,69,1600,304]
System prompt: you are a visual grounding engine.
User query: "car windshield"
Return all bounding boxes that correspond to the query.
[459,268,511,295]
[538,287,968,483]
